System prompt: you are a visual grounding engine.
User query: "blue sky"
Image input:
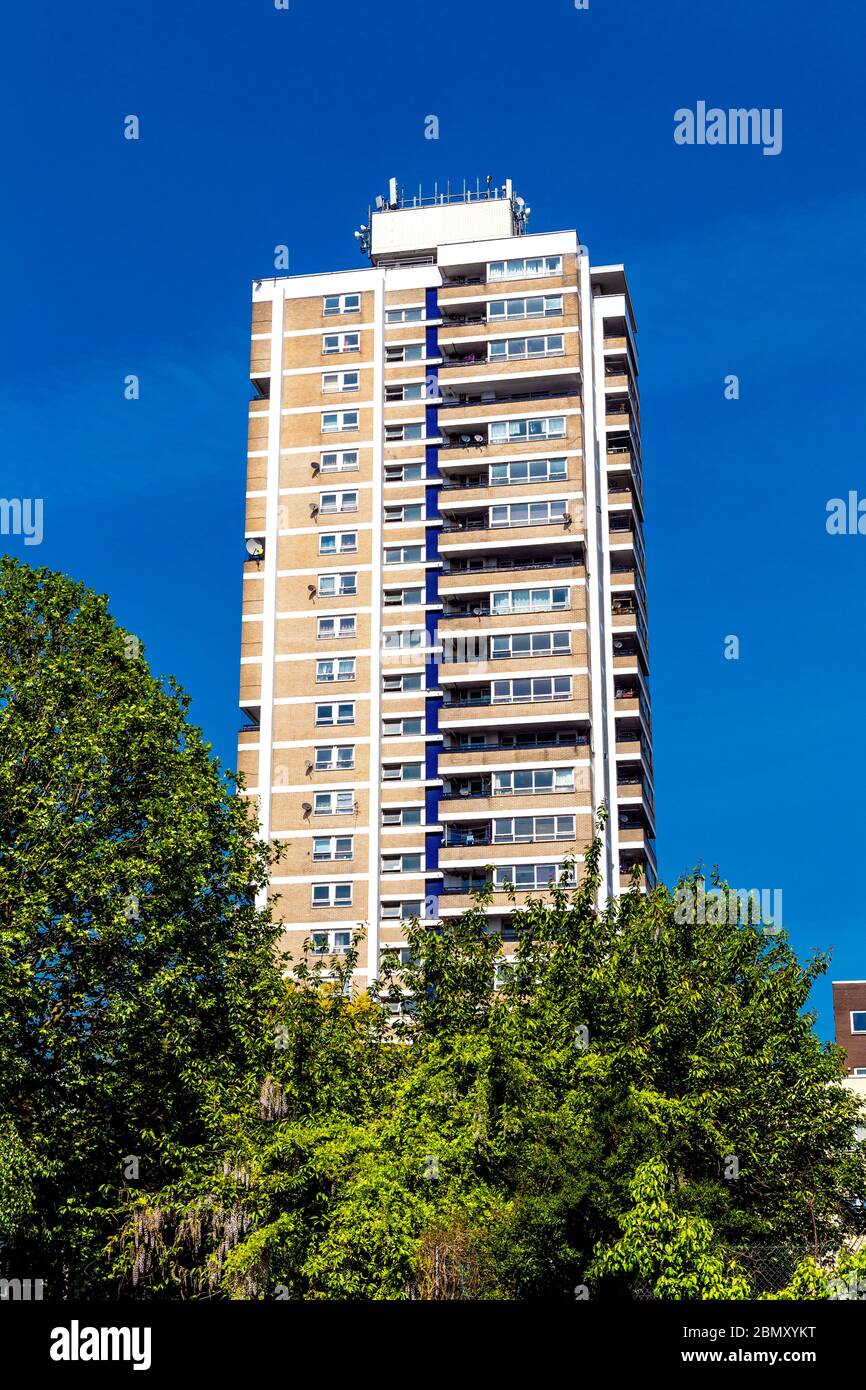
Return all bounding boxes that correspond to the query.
[2,0,864,1038]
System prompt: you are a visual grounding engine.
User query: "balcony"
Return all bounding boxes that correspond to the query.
[441,551,582,581]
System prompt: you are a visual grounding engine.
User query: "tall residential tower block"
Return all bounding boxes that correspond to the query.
[237,179,654,987]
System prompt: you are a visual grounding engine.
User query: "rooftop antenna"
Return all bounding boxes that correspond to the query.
[388,176,398,208]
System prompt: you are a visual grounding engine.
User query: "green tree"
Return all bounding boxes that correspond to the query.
[109,833,865,1300]
[0,558,284,1295]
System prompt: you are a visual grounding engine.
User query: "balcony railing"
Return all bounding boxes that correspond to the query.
[443,554,578,576]
[443,735,589,754]
[440,388,578,410]
[440,515,572,534]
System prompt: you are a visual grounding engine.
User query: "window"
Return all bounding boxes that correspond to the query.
[314,744,354,770]
[386,344,425,363]
[381,899,423,919]
[320,449,359,473]
[315,702,355,726]
[311,883,352,908]
[319,490,358,514]
[322,410,359,433]
[852,1013,866,1034]
[492,675,572,704]
[487,294,563,321]
[385,462,423,482]
[385,423,424,442]
[383,672,423,692]
[310,929,353,953]
[313,836,353,861]
[385,545,423,565]
[488,415,566,444]
[382,762,422,781]
[382,853,423,874]
[384,504,424,524]
[314,790,355,814]
[493,814,576,843]
[382,806,423,826]
[488,333,565,362]
[386,306,424,323]
[323,293,360,315]
[490,499,568,528]
[382,629,424,651]
[490,631,571,660]
[317,572,357,597]
[383,717,423,737]
[492,586,569,615]
[384,587,423,607]
[317,615,357,640]
[488,255,562,280]
[322,331,360,353]
[490,457,567,486]
[386,383,426,402]
[316,658,356,683]
[319,531,357,555]
[493,768,575,796]
[322,370,360,392]
[493,862,574,890]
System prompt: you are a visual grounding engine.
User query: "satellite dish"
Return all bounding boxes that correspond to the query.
[460,434,471,445]
[246,538,265,558]
[473,434,484,444]
[302,802,312,817]
[459,787,471,798]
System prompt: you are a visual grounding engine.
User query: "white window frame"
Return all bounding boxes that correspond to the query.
[312,835,354,861]
[492,767,575,796]
[317,614,357,640]
[493,814,576,844]
[488,415,566,444]
[383,672,423,692]
[323,293,360,316]
[489,499,568,528]
[488,333,565,363]
[492,675,573,704]
[317,572,357,597]
[318,531,357,555]
[320,449,360,473]
[487,294,563,322]
[313,790,355,814]
[385,462,424,482]
[383,716,423,737]
[490,631,571,660]
[382,762,423,782]
[491,586,569,615]
[322,410,360,434]
[322,369,360,393]
[385,423,425,443]
[310,928,353,954]
[488,255,562,281]
[315,702,355,726]
[315,658,357,683]
[384,503,424,523]
[311,882,353,908]
[385,306,424,324]
[319,490,358,514]
[384,545,424,565]
[322,331,360,354]
[381,806,423,827]
[314,744,355,771]
[386,343,425,363]
[489,457,567,486]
